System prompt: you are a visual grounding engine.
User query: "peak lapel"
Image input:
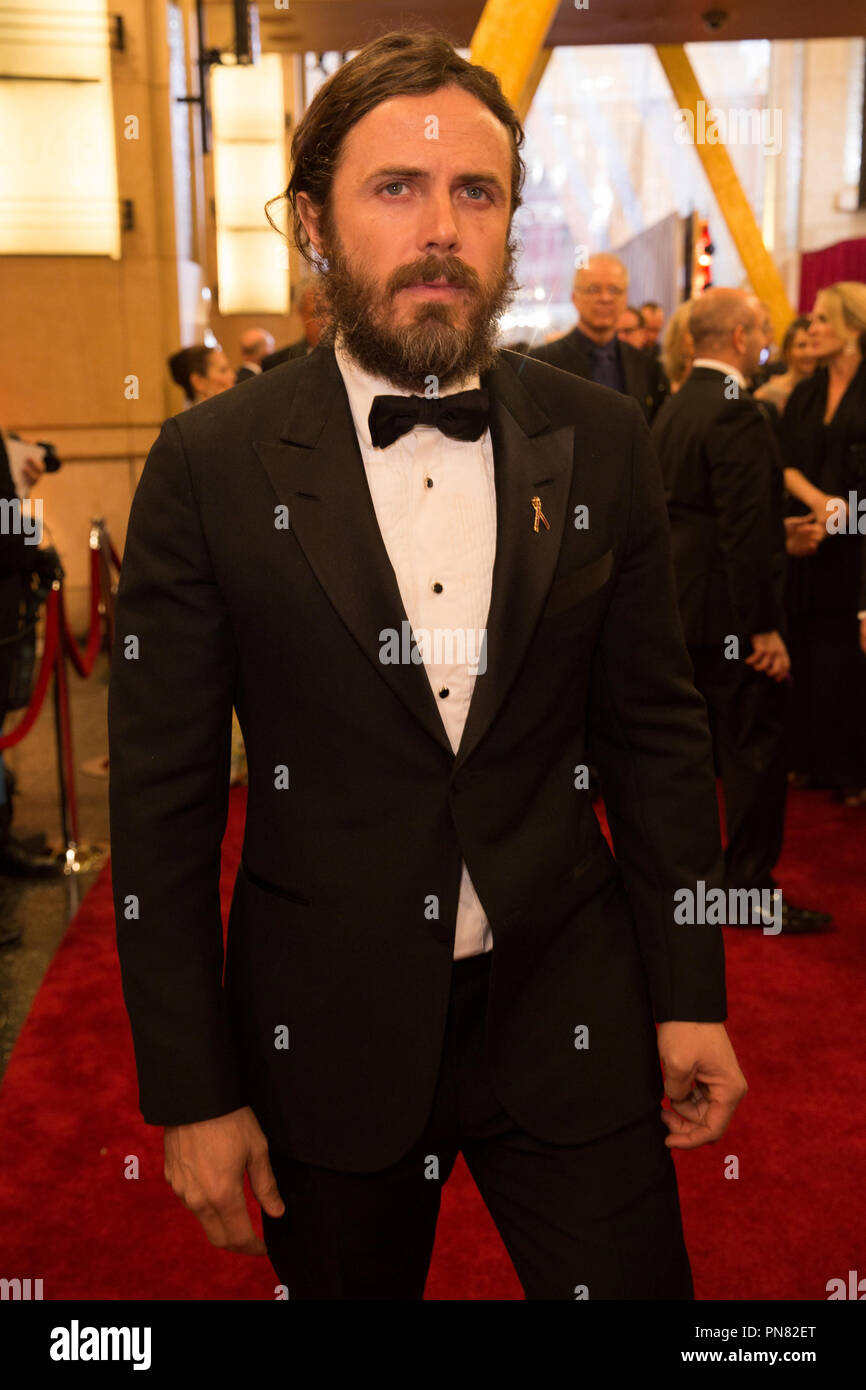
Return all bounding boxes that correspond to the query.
[453,356,574,773]
[252,347,453,758]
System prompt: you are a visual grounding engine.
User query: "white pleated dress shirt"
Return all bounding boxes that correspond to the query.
[333,334,496,959]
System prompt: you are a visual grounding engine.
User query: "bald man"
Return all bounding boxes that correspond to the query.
[236,329,276,383]
[651,288,830,934]
[261,281,325,370]
[528,254,668,424]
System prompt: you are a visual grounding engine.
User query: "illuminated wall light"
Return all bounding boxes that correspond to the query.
[0,0,120,257]
[211,53,288,314]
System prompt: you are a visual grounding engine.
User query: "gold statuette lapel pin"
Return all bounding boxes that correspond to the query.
[531,495,550,533]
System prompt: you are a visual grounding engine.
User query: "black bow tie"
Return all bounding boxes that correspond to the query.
[368,388,489,450]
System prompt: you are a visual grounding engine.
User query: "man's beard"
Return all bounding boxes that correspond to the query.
[312,215,520,392]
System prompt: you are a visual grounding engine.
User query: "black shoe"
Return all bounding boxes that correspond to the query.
[16,832,50,855]
[785,901,833,928]
[0,837,63,878]
[728,891,833,934]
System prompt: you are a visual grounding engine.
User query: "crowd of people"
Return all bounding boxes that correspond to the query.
[533,264,866,929]
[508,258,865,931]
[163,255,866,915]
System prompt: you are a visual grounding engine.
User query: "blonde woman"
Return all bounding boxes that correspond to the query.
[778,282,866,804]
[661,301,694,393]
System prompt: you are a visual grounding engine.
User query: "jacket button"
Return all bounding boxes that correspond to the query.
[439,686,449,698]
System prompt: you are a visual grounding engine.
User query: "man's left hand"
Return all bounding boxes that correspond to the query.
[657,1021,747,1150]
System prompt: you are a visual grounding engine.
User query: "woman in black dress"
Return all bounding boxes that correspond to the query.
[779,282,866,805]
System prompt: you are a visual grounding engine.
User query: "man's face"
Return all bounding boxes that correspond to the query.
[745,296,772,375]
[297,85,518,391]
[616,309,644,348]
[737,305,765,379]
[641,307,664,345]
[572,259,628,339]
[746,297,773,362]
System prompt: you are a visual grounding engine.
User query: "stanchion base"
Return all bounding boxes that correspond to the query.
[56,844,105,875]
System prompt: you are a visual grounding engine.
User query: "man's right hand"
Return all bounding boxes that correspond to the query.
[164,1105,285,1255]
[745,630,790,681]
[784,514,825,557]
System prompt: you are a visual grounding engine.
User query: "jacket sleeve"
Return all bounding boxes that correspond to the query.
[650,355,669,422]
[587,400,727,1022]
[706,401,785,636]
[108,417,245,1126]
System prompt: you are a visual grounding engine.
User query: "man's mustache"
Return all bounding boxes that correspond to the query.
[388,260,480,295]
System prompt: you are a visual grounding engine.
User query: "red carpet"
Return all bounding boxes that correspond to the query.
[0,785,863,1300]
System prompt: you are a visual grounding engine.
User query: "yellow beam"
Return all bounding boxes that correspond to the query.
[514,46,552,125]
[470,0,559,112]
[655,44,793,344]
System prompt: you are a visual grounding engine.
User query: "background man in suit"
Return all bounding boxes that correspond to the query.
[651,288,830,935]
[110,30,746,1301]
[640,300,665,358]
[261,277,325,370]
[528,253,668,423]
[617,304,646,350]
[0,430,64,892]
[235,329,275,383]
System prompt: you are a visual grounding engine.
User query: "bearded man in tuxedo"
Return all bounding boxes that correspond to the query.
[109,30,746,1301]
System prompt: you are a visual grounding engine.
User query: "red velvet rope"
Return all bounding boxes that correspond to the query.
[59,546,103,678]
[0,588,60,749]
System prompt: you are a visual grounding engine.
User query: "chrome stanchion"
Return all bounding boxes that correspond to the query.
[92,519,116,653]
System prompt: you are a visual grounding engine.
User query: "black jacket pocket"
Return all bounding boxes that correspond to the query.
[542,548,615,618]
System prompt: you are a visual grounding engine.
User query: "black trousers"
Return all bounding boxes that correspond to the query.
[261,950,693,1301]
[688,642,789,892]
[785,611,866,788]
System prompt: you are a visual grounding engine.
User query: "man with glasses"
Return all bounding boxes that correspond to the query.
[529,253,668,423]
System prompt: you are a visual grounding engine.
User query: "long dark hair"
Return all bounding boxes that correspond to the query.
[168,346,213,402]
[277,30,526,268]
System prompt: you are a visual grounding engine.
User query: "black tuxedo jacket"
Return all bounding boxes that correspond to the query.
[109,344,727,1173]
[528,326,669,424]
[651,367,787,646]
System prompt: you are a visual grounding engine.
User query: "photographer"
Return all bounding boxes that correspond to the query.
[0,427,65,904]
